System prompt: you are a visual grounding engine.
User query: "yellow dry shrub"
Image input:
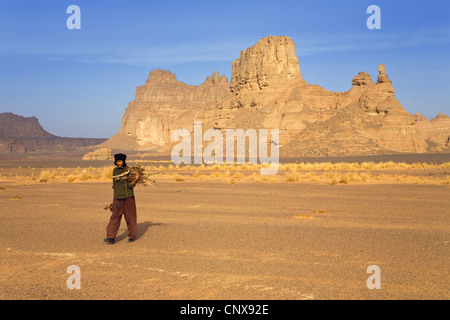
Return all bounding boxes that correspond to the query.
[232,172,243,180]
[285,172,301,182]
[174,174,185,182]
[80,169,92,181]
[359,172,371,182]
[39,170,51,182]
[98,166,114,180]
[192,170,201,178]
[67,174,77,183]
[209,172,223,178]
[249,172,261,181]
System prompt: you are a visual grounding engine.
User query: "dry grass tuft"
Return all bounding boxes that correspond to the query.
[285,172,301,182]
[231,172,244,180]
[292,214,314,219]
[66,175,77,183]
[39,170,51,182]
[173,174,185,182]
[6,161,449,185]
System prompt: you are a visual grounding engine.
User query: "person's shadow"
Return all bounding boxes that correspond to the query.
[116,221,162,242]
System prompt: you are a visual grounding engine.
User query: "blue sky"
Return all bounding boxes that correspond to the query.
[0,0,449,138]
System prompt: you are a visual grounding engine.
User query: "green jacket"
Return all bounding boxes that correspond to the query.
[112,166,135,199]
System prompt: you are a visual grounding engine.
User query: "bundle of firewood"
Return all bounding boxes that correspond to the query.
[112,163,160,186]
[105,163,160,212]
[127,163,148,185]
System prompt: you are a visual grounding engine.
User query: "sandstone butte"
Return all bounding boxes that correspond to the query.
[101,35,450,157]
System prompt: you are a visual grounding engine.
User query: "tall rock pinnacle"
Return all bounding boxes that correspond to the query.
[230,36,302,93]
[377,64,392,84]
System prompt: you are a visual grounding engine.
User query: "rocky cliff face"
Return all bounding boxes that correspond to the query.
[0,113,106,153]
[102,36,450,157]
[103,69,230,151]
[231,35,302,93]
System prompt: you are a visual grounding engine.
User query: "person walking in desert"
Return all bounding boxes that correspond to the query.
[104,153,139,244]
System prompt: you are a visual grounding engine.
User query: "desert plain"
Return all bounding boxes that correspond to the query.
[0,152,449,300]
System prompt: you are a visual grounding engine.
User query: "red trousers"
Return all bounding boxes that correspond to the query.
[106,197,137,240]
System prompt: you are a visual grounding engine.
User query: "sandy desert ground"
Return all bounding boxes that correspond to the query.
[0,153,449,300]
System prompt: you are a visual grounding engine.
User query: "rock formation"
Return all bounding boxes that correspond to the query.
[377,64,392,84]
[101,36,450,157]
[352,72,373,86]
[231,36,302,93]
[82,146,113,160]
[103,69,230,151]
[0,112,106,153]
[0,112,55,139]
[413,112,450,150]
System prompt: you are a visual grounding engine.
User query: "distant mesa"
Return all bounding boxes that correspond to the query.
[0,112,106,153]
[0,112,55,139]
[101,35,449,157]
